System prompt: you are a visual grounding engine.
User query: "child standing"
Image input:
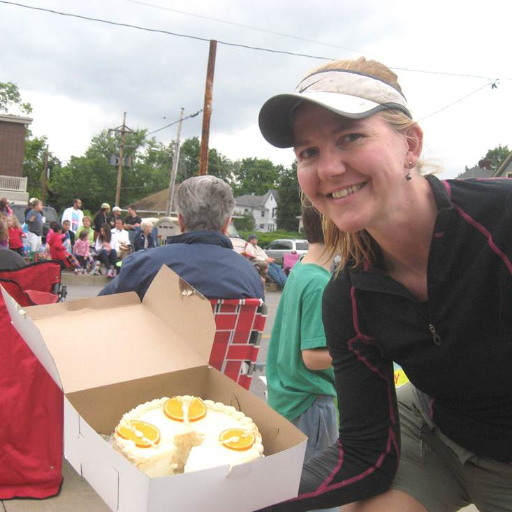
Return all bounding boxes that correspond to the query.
[7,215,25,255]
[73,229,91,273]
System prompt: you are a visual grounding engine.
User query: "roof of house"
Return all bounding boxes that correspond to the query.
[235,190,279,208]
[0,114,33,126]
[126,188,170,213]
[456,166,493,179]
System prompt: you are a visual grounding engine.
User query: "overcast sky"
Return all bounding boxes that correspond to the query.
[1,0,512,179]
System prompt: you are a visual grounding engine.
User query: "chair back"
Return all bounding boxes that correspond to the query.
[0,260,65,304]
[209,298,267,390]
[283,252,300,274]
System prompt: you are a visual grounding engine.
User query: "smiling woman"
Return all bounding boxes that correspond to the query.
[257,57,512,512]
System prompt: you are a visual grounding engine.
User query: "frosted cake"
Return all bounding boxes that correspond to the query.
[112,395,264,477]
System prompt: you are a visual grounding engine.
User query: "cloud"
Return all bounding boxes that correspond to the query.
[1,0,512,178]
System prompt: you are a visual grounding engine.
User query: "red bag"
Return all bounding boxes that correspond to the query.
[0,288,63,498]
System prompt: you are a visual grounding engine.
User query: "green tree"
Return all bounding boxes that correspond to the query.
[276,162,301,231]
[178,137,234,184]
[233,212,256,232]
[50,128,152,212]
[232,158,279,196]
[477,145,511,173]
[0,81,32,115]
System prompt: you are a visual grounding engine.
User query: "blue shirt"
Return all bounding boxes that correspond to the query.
[99,231,264,300]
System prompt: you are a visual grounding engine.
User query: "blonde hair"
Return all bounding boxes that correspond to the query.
[9,214,22,229]
[307,57,421,269]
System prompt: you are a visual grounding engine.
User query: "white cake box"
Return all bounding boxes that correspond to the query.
[3,265,306,512]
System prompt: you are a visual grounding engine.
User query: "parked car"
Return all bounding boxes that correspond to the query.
[264,239,309,265]
[226,223,246,254]
[10,204,60,243]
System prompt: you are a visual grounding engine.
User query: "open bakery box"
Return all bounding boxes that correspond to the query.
[3,265,306,512]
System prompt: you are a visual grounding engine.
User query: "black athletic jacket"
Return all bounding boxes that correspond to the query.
[266,175,512,511]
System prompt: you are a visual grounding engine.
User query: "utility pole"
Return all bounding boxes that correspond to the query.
[109,113,133,207]
[41,145,49,204]
[115,112,126,207]
[167,107,184,216]
[199,40,217,175]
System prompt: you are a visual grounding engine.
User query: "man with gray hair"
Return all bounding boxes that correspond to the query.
[99,176,264,300]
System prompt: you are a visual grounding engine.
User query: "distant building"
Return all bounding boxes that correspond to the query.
[0,114,32,203]
[234,190,278,232]
[456,166,493,179]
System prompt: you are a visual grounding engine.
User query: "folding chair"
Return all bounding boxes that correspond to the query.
[283,252,300,275]
[209,298,267,390]
[0,260,65,499]
[0,260,67,304]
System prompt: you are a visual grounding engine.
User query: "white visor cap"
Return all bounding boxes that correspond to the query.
[259,69,412,148]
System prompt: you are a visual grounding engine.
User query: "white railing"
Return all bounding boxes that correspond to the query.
[0,175,28,192]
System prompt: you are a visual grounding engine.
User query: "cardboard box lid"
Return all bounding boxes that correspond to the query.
[3,265,216,394]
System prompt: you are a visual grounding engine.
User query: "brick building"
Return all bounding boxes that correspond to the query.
[0,114,32,203]
[0,114,32,177]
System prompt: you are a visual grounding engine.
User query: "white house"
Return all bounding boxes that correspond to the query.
[234,190,279,232]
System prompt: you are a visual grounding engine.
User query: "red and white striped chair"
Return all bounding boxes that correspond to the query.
[209,298,267,390]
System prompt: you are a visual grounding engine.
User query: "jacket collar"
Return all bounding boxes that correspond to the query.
[168,230,233,249]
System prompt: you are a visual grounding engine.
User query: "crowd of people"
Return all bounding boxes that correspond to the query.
[0,196,155,276]
[0,192,293,290]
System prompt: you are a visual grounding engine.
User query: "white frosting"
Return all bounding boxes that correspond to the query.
[112,396,264,477]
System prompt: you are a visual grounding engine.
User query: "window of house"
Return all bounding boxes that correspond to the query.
[272,208,277,217]
[261,211,265,217]
[244,208,249,213]
[259,224,265,229]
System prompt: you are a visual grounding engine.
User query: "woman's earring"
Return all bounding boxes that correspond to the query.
[406,161,413,181]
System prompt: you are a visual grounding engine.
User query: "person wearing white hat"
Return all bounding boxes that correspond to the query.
[108,206,123,229]
[258,57,512,512]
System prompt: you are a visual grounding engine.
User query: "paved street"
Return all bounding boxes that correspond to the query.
[1,276,477,512]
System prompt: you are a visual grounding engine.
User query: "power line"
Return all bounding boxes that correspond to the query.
[0,1,332,61]
[1,0,508,82]
[418,81,497,122]
[0,0,508,125]
[146,109,202,136]
[122,0,367,56]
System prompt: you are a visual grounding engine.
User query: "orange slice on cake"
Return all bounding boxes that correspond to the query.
[164,396,207,422]
[219,428,256,451]
[116,420,160,448]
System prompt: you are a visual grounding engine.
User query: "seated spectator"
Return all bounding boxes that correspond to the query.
[99,175,264,300]
[94,223,118,277]
[48,223,81,271]
[7,214,25,256]
[62,219,75,252]
[244,234,287,289]
[0,219,25,269]
[76,216,95,246]
[133,219,155,252]
[111,218,132,260]
[124,206,142,244]
[73,229,92,273]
